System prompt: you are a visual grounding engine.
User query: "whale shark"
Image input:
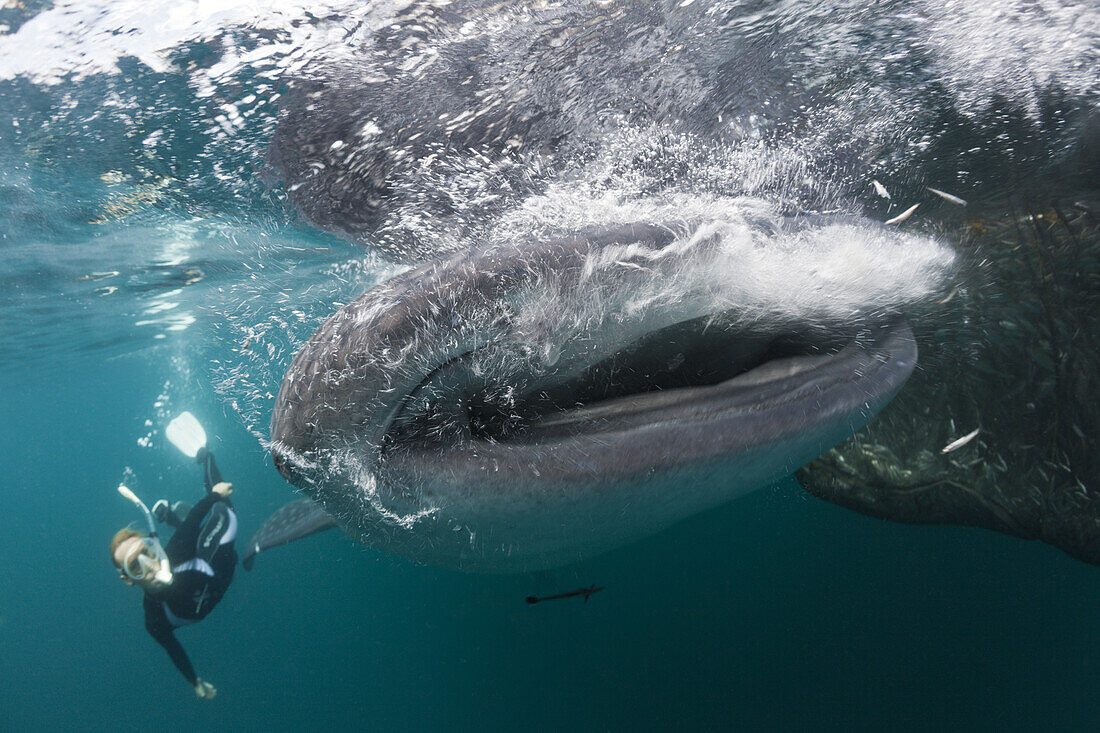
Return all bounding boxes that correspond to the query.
[247,219,927,572]
[240,0,1094,572]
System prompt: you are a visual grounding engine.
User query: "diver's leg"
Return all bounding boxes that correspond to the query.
[195,502,238,563]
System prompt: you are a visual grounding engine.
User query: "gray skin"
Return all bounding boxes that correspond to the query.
[259,222,918,573]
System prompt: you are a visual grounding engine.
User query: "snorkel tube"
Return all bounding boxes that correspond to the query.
[117,484,173,584]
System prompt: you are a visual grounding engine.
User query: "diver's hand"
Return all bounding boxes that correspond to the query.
[193,678,217,699]
[212,482,233,498]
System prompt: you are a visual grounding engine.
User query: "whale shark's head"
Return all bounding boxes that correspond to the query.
[270,210,953,571]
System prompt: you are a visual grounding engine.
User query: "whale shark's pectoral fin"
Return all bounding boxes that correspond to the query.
[242,498,340,570]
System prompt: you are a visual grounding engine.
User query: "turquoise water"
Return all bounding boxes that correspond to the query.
[8,333,1100,730]
[9,342,1100,731]
[2,0,1098,730]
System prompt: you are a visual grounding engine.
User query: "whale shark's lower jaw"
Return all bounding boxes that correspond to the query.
[270,223,920,572]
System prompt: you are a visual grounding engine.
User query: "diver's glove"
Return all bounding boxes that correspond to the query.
[193,678,217,699]
[212,482,233,499]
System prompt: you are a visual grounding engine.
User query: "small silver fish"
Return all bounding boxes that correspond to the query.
[872,179,891,199]
[885,203,919,225]
[926,187,967,206]
[941,428,980,454]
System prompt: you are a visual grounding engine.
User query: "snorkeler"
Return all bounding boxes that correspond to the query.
[109,412,238,700]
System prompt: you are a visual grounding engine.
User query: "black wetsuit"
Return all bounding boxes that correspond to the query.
[142,451,237,687]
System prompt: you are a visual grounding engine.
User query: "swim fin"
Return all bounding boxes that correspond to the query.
[166,411,207,459]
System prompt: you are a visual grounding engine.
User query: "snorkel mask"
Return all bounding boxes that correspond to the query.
[121,537,171,582]
[117,484,173,585]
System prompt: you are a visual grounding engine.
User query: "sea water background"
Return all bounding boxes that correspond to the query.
[2,0,1099,730]
[5,225,1100,732]
[9,324,1100,732]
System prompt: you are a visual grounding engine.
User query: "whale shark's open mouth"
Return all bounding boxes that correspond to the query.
[386,315,913,460]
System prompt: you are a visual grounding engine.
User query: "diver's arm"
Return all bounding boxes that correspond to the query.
[196,448,224,492]
[143,596,198,687]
